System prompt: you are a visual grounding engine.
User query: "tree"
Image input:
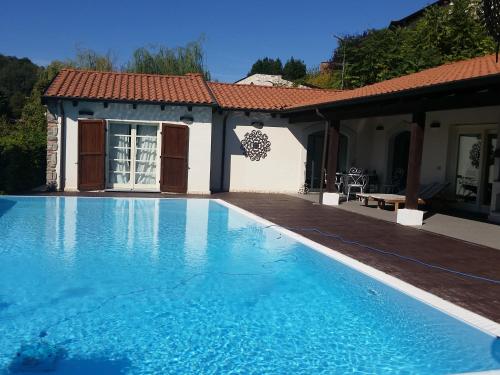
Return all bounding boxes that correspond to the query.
[67,47,116,71]
[319,0,495,89]
[404,0,494,69]
[0,54,40,119]
[248,57,283,76]
[283,57,307,80]
[332,28,410,88]
[126,40,210,79]
[0,70,47,193]
[0,60,64,193]
[0,90,8,117]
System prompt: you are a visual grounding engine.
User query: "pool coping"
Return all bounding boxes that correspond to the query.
[214,199,500,339]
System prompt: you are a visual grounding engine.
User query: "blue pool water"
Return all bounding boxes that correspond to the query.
[0,197,499,374]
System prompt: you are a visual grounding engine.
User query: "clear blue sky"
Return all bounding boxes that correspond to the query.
[0,0,431,82]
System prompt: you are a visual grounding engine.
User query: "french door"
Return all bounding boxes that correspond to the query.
[453,126,497,212]
[107,123,160,191]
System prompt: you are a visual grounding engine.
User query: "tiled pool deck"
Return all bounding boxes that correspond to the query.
[29,191,500,324]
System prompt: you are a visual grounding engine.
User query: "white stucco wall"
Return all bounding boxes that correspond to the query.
[213,112,320,193]
[59,101,212,194]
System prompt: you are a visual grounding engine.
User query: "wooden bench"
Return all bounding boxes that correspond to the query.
[357,193,424,211]
[356,183,448,212]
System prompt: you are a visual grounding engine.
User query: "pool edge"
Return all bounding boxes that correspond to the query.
[214,198,500,338]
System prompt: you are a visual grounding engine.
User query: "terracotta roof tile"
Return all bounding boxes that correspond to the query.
[207,82,342,111]
[44,69,215,105]
[288,54,500,110]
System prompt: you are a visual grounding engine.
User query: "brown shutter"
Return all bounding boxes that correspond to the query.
[78,119,106,191]
[160,123,189,193]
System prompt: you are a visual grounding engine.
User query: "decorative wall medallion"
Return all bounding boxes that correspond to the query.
[240,130,271,161]
[469,142,481,169]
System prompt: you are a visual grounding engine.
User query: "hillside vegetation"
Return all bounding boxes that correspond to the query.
[305,0,495,89]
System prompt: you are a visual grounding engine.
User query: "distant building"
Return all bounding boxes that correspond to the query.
[235,74,310,88]
[319,62,333,73]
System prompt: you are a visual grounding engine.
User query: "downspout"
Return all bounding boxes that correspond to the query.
[59,100,66,192]
[219,111,231,191]
[316,108,329,205]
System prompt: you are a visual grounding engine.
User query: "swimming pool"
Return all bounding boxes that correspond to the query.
[0,197,499,374]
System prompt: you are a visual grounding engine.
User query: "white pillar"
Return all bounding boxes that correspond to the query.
[323,192,341,206]
[397,208,424,226]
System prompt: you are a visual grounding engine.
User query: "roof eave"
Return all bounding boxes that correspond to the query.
[42,95,217,108]
[282,73,500,114]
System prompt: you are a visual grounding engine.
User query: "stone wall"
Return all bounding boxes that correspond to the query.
[46,109,58,189]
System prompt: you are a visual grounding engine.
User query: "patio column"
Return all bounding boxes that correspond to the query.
[326,120,340,193]
[398,112,425,226]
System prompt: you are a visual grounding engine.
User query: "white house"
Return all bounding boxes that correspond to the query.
[235,73,310,88]
[43,54,500,225]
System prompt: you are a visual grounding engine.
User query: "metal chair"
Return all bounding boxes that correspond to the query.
[345,168,368,201]
[348,167,363,175]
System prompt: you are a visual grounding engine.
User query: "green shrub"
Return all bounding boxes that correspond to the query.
[0,131,46,193]
[0,68,48,194]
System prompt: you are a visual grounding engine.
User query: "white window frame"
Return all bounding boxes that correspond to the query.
[105,120,162,192]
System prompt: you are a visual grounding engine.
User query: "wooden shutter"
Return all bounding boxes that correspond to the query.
[160,123,189,193]
[78,119,106,191]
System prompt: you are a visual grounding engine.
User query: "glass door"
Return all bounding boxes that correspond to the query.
[455,134,481,206]
[108,124,132,189]
[134,125,158,189]
[107,123,159,191]
[454,128,497,211]
[482,134,497,206]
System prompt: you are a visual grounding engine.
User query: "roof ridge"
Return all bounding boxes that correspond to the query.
[59,68,205,80]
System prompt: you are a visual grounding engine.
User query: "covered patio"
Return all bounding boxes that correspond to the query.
[285,55,500,226]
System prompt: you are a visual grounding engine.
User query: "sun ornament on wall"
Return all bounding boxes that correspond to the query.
[469,142,481,169]
[240,130,271,161]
